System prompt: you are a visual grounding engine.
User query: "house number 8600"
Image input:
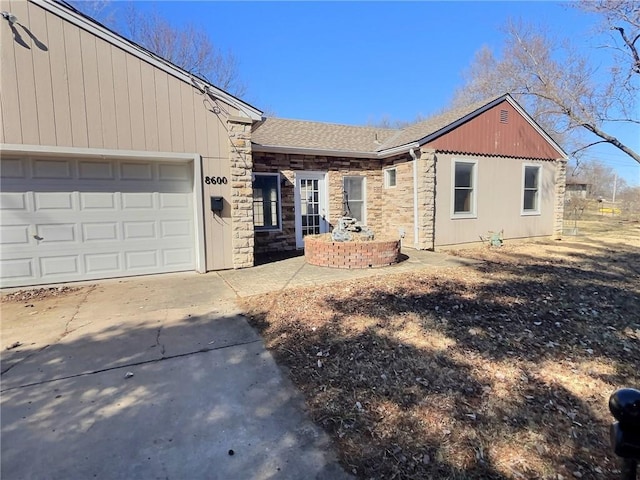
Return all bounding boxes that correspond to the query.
[204,176,228,185]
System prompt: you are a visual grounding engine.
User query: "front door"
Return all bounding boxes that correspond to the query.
[295,172,329,248]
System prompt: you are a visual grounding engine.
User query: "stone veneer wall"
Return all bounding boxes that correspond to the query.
[553,159,567,239]
[227,116,254,268]
[415,148,437,250]
[252,152,416,254]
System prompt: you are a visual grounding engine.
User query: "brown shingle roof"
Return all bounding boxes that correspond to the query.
[251,118,397,154]
[378,95,504,150]
[251,94,534,156]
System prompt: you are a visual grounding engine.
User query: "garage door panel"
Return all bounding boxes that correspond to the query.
[121,162,153,180]
[80,192,117,210]
[40,254,80,277]
[0,159,25,178]
[0,192,28,210]
[36,223,77,243]
[159,163,191,181]
[164,248,193,266]
[159,192,190,208]
[121,192,154,209]
[82,223,119,241]
[1,157,196,287]
[32,159,73,179]
[34,191,75,210]
[0,258,35,280]
[79,161,114,180]
[85,253,120,273]
[0,225,30,245]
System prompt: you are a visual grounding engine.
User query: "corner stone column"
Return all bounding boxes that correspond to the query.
[227,115,254,269]
[553,159,567,240]
[416,147,437,250]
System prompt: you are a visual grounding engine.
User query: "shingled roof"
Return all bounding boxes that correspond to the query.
[252,94,519,157]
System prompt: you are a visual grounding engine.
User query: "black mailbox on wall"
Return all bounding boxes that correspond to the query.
[210,196,224,212]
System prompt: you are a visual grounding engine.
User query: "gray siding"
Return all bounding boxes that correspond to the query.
[434,153,557,246]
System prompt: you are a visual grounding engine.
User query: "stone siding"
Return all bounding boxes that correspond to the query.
[252,152,415,254]
[553,159,567,239]
[416,148,437,250]
[227,117,254,268]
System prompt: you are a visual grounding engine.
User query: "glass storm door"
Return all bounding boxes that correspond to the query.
[295,172,328,248]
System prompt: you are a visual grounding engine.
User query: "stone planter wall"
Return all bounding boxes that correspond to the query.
[304,235,401,269]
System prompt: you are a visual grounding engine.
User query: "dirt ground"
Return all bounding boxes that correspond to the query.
[241,216,640,480]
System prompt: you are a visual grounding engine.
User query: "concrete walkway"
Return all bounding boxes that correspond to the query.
[219,248,476,297]
[1,248,471,479]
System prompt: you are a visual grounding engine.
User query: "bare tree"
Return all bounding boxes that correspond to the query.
[452,2,640,164]
[68,1,246,97]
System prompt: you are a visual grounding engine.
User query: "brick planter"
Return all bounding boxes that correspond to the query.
[304,234,401,269]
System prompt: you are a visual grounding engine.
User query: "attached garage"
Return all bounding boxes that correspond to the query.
[1,0,261,288]
[0,149,206,288]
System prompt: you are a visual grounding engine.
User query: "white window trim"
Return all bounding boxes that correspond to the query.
[451,158,478,219]
[521,163,542,216]
[343,175,367,224]
[383,167,397,189]
[253,172,282,232]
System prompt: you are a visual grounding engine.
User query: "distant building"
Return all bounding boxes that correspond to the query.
[565,181,589,199]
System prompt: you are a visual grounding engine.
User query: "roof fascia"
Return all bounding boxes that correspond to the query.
[34,0,263,121]
[377,142,419,158]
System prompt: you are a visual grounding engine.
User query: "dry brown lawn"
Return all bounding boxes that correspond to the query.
[241,217,640,480]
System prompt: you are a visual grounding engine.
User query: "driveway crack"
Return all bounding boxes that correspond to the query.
[156,326,166,357]
[61,284,97,338]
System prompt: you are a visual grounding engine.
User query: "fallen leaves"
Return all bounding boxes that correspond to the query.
[243,229,639,479]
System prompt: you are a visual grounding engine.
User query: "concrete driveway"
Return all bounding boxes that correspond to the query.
[1,272,350,480]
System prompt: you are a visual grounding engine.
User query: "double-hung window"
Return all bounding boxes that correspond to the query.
[253,173,281,230]
[522,165,541,214]
[343,176,366,222]
[452,160,477,217]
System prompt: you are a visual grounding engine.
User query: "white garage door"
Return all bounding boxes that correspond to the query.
[0,157,196,288]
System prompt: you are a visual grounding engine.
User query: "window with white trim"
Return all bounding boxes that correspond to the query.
[452,160,477,216]
[522,165,541,214]
[253,173,281,230]
[343,176,366,222]
[384,167,397,188]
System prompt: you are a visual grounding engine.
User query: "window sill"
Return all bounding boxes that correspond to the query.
[255,227,282,233]
[451,213,477,220]
[521,211,541,216]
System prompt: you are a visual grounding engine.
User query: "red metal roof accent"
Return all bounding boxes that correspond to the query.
[425,100,561,160]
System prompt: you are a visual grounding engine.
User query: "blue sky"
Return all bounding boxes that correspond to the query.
[107,1,639,186]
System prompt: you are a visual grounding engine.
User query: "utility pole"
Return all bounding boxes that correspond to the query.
[612,173,617,203]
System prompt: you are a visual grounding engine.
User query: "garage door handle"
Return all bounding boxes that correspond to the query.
[33,235,43,241]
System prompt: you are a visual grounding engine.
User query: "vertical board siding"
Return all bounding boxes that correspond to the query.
[168,80,184,152]
[11,0,40,145]
[45,13,73,145]
[3,1,248,271]
[125,54,145,151]
[154,70,172,152]
[110,47,132,150]
[28,1,57,146]
[95,39,118,148]
[1,0,22,143]
[427,102,561,160]
[180,82,196,151]
[79,29,103,148]
[62,19,88,147]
